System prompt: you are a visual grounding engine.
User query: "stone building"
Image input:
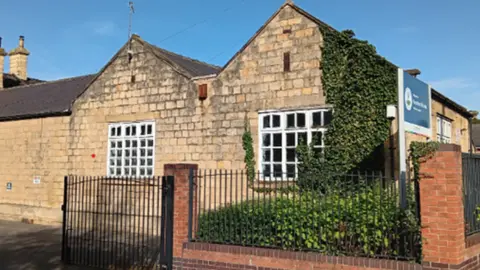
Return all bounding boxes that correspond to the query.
[0,2,474,224]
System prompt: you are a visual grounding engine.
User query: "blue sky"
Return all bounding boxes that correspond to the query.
[1,0,479,111]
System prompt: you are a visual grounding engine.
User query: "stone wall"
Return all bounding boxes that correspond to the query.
[0,116,69,224]
[197,4,325,170]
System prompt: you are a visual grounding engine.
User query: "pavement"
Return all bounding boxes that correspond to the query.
[0,220,88,270]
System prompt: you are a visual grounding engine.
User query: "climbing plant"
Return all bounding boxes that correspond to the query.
[409,141,440,181]
[298,26,398,176]
[242,119,255,184]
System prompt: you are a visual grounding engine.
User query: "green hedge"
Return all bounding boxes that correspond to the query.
[196,185,419,258]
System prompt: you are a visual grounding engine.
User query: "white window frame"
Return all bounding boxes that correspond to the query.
[107,120,156,177]
[257,108,332,180]
[436,115,452,144]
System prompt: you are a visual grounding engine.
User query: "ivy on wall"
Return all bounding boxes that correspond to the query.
[242,118,255,184]
[318,27,398,174]
[409,141,439,181]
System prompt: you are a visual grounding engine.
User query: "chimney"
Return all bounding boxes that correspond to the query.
[406,68,421,78]
[8,35,30,80]
[0,37,6,89]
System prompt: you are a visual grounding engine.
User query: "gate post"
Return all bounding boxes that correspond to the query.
[164,164,198,259]
[61,175,69,263]
[419,144,466,266]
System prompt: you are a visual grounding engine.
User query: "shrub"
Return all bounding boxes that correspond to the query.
[196,184,417,258]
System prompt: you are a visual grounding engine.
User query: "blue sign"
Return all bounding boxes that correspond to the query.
[403,71,431,137]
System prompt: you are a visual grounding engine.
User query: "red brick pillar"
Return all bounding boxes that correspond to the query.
[164,163,198,258]
[419,144,465,265]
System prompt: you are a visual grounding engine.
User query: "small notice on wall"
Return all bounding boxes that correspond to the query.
[33,176,41,185]
[6,182,12,191]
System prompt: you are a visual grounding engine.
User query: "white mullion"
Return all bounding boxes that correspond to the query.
[281,113,287,178]
[136,122,141,177]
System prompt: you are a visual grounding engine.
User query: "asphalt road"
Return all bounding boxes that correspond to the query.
[0,220,88,270]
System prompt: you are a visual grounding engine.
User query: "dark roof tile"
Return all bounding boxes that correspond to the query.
[149,44,220,77]
[0,74,94,121]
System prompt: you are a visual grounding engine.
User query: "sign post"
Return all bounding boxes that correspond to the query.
[397,68,432,208]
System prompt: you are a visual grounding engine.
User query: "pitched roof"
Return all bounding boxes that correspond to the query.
[149,44,220,77]
[473,124,480,147]
[0,74,95,121]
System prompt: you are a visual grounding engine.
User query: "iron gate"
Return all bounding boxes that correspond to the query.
[61,175,174,270]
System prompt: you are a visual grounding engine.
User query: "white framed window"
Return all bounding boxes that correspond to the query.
[436,115,452,144]
[107,121,155,177]
[258,108,332,179]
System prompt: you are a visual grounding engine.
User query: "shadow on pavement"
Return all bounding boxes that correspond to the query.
[0,222,87,270]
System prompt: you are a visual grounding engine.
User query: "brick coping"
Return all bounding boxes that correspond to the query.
[466,233,480,248]
[183,242,421,269]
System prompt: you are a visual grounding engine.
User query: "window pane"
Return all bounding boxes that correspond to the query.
[111,127,116,136]
[297,132,307,145]
[140,149,146,157]
[263,165,271,177]
[273,165,282,178]
[125,159,130,166]
[132,168,137,176]
[141,125,146,135]
[125,150,130,157]
[312,112,321,127]
[147,159,153,166]
[132,158,137,166]
[132,149,137,157]
[262,134,271,147]
[287,149,295,162]
[262,149,271,162]
[111,141,116,148]
[116,127,121,136]
[147,149,153,156]
[132,140,138,147]
[126,127,131,136]
[324,110,333,126]
[273,149,282,162]
[312,132,323,146]
[272,115,280,128]
[116,168,121,175]
[273,133,282,147]
[110,150,115,157]
[263,115,270,128]
[132,126,137,136]
[141,140,146,147]
[297,113,305,127]
[116,158,122,166]
[147,168,153,176]
[109,167,115,175]
[287,114,295,128]
[286,164,296,178]
[140,158,146,166]
[116,150,122,157]
[147,124,153,135]
[124,168,130,175]
[286,133,295,146]
[109,159,115,166]
[147,140,154,147]
[125,140,131,147]
[117,141,123,148]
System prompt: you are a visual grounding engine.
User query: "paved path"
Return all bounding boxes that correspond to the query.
[0,220,88,270]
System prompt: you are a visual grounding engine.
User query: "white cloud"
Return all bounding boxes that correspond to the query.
[430,77,477,91]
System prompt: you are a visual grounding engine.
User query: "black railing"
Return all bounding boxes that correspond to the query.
[463,153,480,236]
[190,170,421,262]
[62,176,174,270]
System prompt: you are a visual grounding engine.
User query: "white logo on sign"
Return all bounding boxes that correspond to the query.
[405,87,413,111]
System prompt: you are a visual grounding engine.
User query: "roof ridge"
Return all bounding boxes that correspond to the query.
[2,74,95,92]
[151,44,221,70]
